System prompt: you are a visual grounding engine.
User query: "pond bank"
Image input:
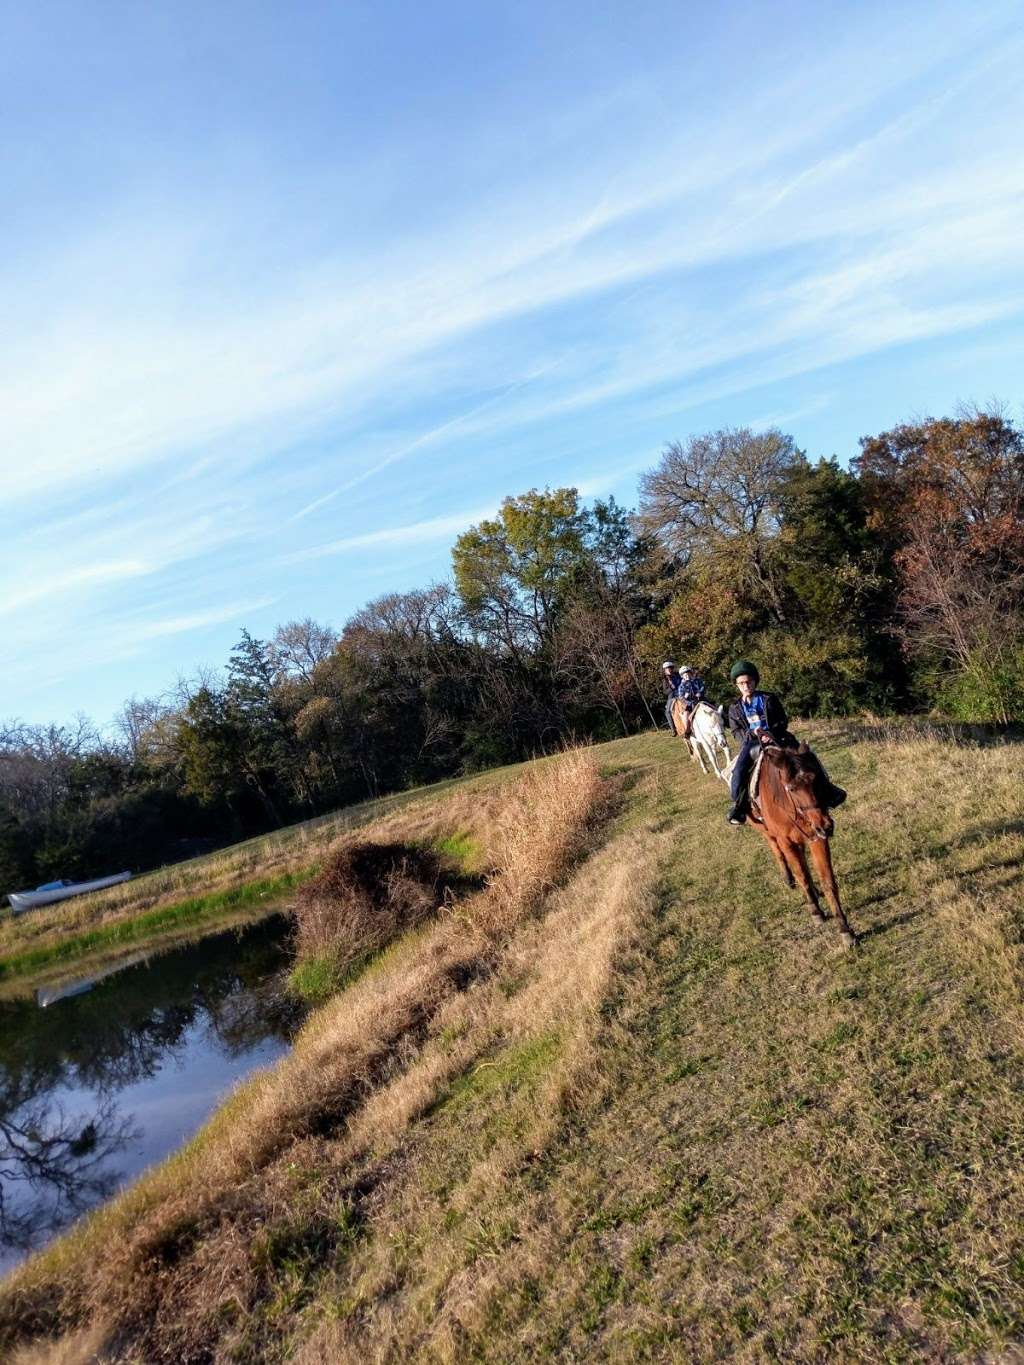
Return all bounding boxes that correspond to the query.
[0,870,312,994]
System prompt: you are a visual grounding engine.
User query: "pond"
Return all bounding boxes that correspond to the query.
[0,913,306,1277]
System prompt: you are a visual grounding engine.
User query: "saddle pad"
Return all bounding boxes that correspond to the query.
[750,747,766,798]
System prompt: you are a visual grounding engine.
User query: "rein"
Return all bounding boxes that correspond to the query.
[759,744,827,841]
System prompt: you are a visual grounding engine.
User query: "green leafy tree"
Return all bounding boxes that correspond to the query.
[452,488,590,659]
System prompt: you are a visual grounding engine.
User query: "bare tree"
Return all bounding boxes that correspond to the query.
[271,618,339,684]
[114,696,169,764]
[637,427,802,623]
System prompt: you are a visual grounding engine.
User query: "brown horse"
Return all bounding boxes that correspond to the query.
[748,742,857,949]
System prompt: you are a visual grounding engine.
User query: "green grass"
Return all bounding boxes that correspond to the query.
[439,1031,562,1110]
[431,830,486,873]
[0,868,315,983]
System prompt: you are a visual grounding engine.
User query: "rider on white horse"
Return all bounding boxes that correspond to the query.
[674,665,708,739]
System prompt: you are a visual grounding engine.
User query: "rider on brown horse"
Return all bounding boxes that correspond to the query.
[726,659,846,825]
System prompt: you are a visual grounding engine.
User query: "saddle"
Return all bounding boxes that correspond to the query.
[728,740,785,825]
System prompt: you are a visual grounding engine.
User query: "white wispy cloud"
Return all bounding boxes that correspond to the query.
[135,598,280,641]
[283,507,497,563]
[0,559,152,617]
[4,9,1019,514]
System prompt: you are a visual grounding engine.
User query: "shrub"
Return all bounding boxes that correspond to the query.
[292,842,448,983]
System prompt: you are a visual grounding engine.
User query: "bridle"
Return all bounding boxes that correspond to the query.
[762,743,831,842]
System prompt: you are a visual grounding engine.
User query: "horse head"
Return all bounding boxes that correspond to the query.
[764,742,833,840]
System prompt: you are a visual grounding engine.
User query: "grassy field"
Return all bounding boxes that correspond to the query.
[0,770,512,992]
[3,721,1024,1362]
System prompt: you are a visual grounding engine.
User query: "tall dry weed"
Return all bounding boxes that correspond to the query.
[474,747,609,938]
[292,842,447,977]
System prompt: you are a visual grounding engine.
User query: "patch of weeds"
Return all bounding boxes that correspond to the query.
[436,1021,468,1051]
[670,1170,735,1231]
[287,954,340,1003]
[497,971,528,999]
[463,1214,519,1264]
[433,830,485,873]
[818,1021,859,1051]
[628,1236,656,1273]
[580,1262,623,1332]
[663,1055,714,1083]
[440,1032,562,1110]
[749,1091,813,1128]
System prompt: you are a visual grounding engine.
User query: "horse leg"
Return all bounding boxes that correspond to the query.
[695,740,712,775]
[715,740,731,783]
[808,838,857,946]
[784,839,827,922]
[761,831,795,890]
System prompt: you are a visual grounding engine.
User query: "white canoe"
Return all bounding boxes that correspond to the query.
[8,871,132,915]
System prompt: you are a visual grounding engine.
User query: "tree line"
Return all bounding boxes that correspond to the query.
[2,405,1021,891]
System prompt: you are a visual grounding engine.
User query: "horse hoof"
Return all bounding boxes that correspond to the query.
[839,931,858,951]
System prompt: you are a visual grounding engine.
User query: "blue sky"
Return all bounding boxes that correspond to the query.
[4,0,1023,727]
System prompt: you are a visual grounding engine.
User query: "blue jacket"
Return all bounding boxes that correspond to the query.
[727,691,789,741]
[675,676,707,708]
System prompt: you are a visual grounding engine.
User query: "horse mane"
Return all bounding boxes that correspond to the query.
[763,741,818,788]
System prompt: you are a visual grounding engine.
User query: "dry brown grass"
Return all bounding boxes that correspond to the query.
[292,841,450,980]
[0,748,612,1363]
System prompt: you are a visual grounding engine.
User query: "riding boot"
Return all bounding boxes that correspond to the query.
[808,751,846,809]
[727,800,747,826]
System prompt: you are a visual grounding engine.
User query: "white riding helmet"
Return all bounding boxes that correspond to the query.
[661,660,675,669]
[680,664,695,675]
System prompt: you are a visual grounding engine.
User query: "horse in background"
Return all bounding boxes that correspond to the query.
[671,699,731,781]
[749,741,857,949]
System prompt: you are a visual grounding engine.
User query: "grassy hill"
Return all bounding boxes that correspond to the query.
[0,771,505,993]
[4,721,1024,1363]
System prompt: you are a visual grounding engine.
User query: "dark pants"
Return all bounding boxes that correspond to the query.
[665,698,677,733]
[730,731,760,804]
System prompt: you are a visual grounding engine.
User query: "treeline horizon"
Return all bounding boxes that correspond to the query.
[3,402,1022,890]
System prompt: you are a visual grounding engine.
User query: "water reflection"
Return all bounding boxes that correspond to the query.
[0,914,303,1273]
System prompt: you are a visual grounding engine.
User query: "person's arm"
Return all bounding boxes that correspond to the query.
[766,693,789,733]
[728,702,746,739]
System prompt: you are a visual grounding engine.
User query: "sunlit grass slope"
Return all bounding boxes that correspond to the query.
[4,723,1024,1362]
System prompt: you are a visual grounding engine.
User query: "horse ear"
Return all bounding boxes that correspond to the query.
[796,741,810,755]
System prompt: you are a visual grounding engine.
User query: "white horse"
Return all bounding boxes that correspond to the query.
[677,700,732,782]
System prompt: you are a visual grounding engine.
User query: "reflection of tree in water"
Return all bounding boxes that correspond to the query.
[0,914,299,1098]
[0,1095,138,1253]
[0,913,304,1261]
[203,974,306,1056]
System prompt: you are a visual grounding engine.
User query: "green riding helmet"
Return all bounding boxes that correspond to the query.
[730,659,760,684]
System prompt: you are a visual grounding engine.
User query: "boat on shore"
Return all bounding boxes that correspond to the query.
[7,872,132,915]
